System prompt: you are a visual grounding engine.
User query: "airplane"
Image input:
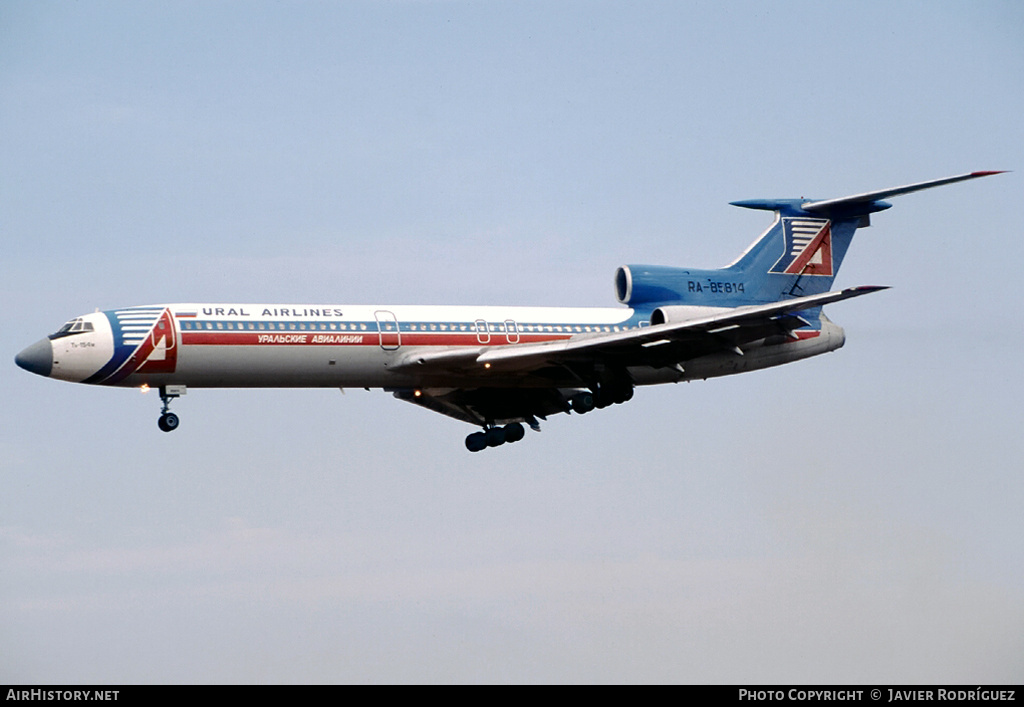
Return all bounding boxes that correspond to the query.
[15,171,1003,451]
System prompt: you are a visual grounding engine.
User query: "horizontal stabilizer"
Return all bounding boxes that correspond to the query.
[730,171,1006,219]
[800,171,1006,214]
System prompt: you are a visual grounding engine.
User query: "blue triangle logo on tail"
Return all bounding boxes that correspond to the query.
[769,218,834,277]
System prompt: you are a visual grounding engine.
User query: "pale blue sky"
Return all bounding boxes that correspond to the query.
[2,1,1023,683]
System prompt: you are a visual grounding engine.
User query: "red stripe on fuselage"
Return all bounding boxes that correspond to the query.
[179,331,574,346]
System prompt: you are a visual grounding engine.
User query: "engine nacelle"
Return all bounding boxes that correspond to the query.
[650,304,730,326]
[615,265,745,306]
[615,265,682,305]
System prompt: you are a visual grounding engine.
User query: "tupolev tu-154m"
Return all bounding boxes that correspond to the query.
[16,172,1003,451]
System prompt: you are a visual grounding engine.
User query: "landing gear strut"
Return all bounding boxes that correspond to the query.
[465,422,526,452]
[157,386,181,432]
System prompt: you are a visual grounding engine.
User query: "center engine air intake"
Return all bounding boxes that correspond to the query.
[615,265,705,306]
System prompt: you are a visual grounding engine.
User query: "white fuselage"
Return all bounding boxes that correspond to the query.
[29,301,844,392]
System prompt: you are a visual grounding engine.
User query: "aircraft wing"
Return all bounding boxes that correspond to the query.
[393,285,887,378]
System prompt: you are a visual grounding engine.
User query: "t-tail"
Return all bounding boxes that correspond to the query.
[614,171,1006,309]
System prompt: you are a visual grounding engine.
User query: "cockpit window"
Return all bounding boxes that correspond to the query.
[49,318,94,340]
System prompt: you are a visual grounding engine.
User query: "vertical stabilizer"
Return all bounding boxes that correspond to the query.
[615,172,1004,309]
[726,171,1005,303]
[723,201,867,302]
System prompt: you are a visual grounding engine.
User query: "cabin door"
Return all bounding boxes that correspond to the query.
[374,310,401,350]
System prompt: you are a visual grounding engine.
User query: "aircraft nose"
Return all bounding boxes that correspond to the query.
[15,338,53,377]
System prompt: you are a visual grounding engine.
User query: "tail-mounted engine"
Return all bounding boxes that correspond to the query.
[615,265,741,307]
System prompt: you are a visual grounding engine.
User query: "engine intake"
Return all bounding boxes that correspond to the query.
[614,265,694,305]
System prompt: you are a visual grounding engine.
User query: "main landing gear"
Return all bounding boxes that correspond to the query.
[465,422,526,452]
[570,381,634,414]
[462,380,634,452]
[157,385,182,432]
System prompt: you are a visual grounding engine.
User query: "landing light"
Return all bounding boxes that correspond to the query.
[139,384,150,394]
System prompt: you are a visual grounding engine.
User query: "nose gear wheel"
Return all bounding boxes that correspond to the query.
[157,386,182,433]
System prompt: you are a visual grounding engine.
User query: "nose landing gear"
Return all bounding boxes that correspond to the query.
[156,385,185,432]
